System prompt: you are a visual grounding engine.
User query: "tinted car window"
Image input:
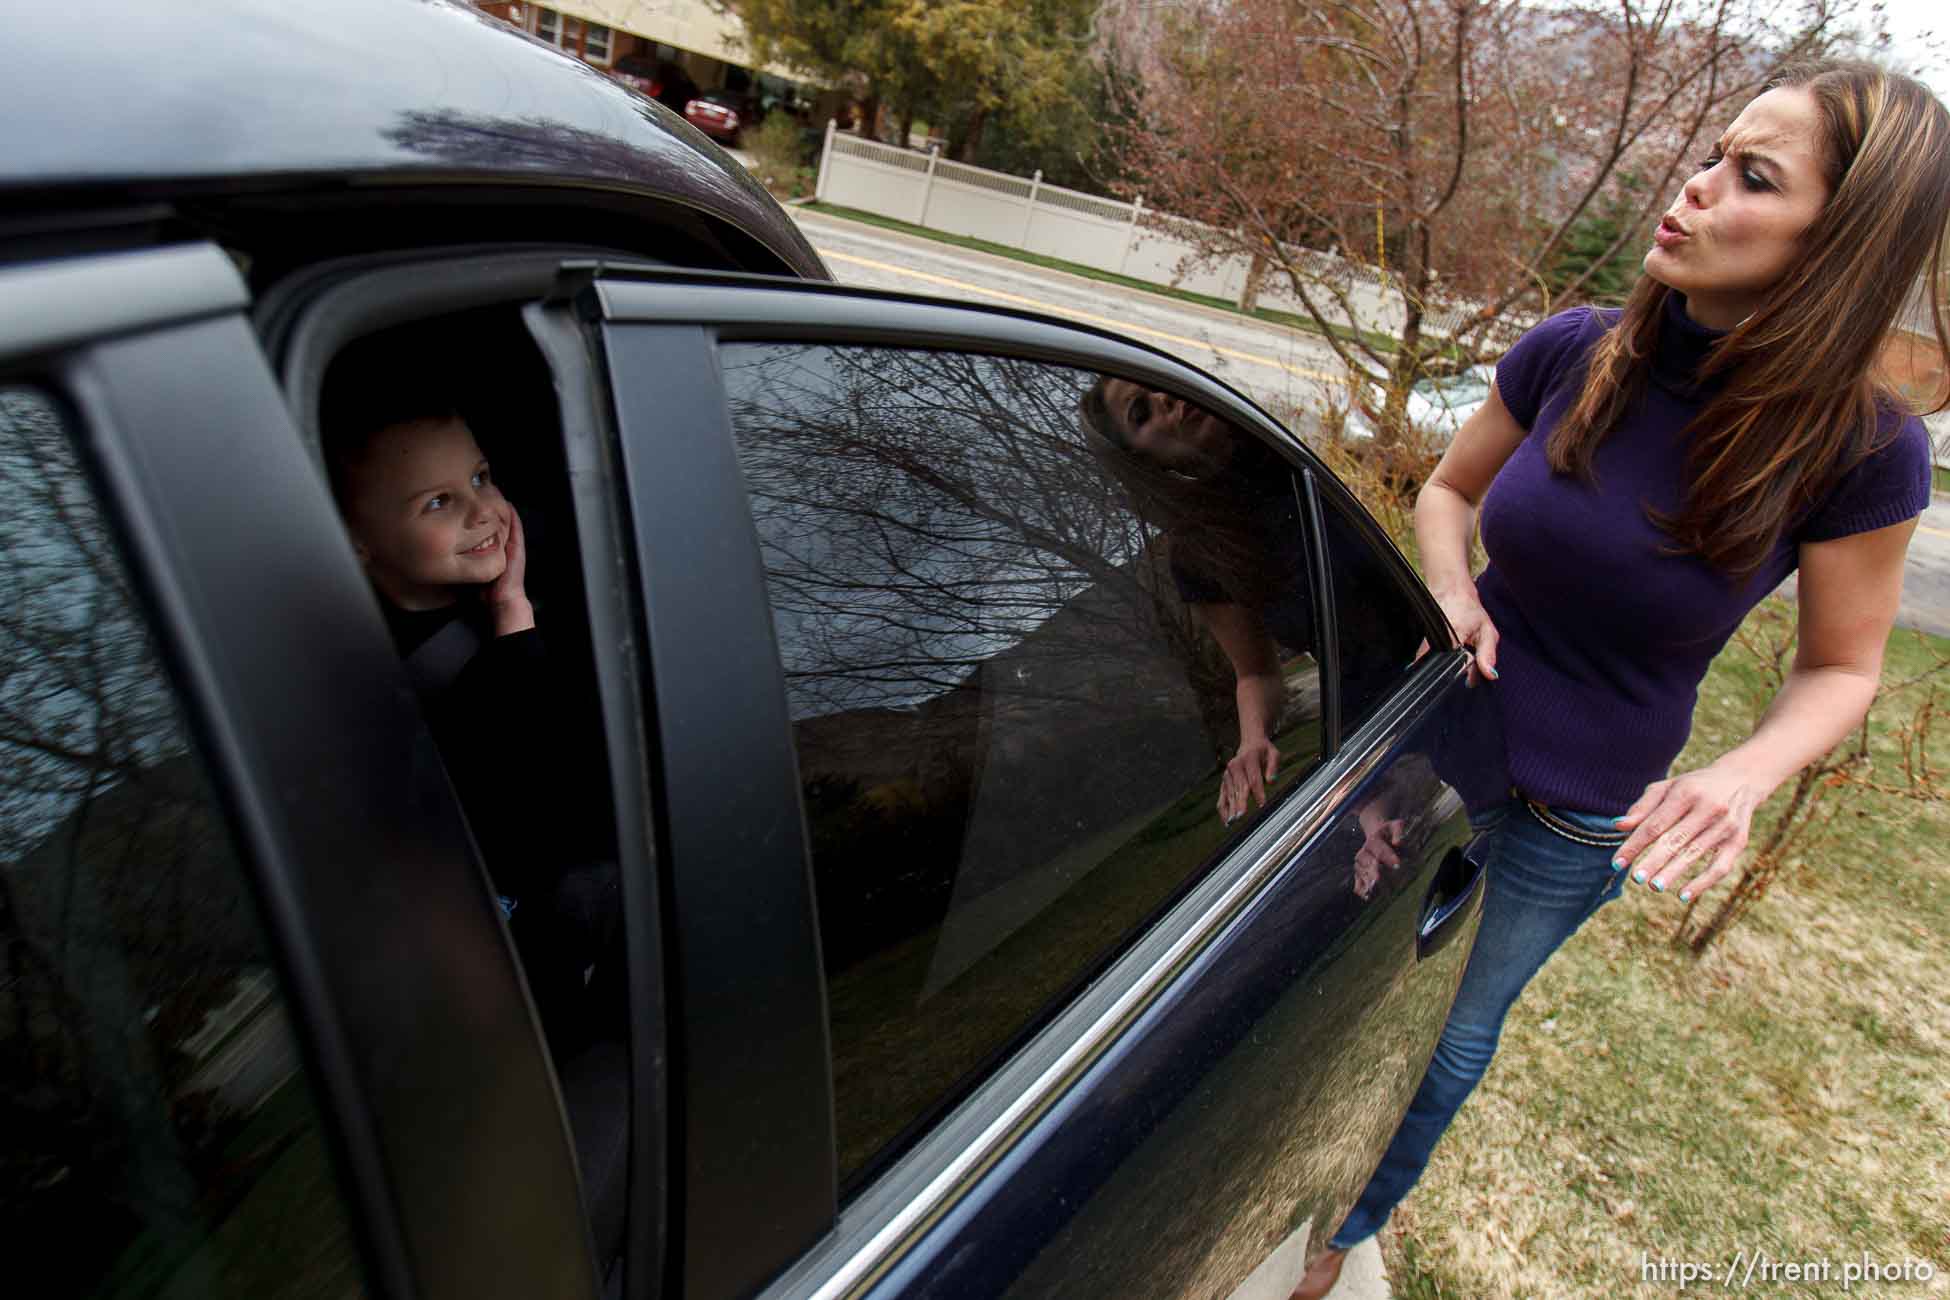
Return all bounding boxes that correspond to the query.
[1319,491,1430,734]
[0,388,367,1298]
[720,345,1325,1187]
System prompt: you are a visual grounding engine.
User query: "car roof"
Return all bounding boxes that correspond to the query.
[2,0,824,278]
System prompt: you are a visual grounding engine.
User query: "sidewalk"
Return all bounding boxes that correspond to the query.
[1225,1233,1392,1300]
[1925,410,1948,495]
[1337,1240,1392,1300]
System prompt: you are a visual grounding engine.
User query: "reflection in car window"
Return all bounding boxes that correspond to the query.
[1319,492,1429,735]
[721,346,1326,1188]
[0,389,367,1298]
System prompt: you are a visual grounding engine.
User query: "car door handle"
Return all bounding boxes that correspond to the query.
[1416,842,1486,961]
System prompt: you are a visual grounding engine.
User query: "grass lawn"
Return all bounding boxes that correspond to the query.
[1381,601,1950,1298]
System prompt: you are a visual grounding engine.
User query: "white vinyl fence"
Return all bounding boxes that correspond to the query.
[812,121,1508,344]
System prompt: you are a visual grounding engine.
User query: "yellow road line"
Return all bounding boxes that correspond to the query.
[1920,522,1950,540]
[813,246,1345,386]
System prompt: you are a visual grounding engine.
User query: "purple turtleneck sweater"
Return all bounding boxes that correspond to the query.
[1476,294,1932,813]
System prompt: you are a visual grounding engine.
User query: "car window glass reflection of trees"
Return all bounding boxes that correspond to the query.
[0,389,365,1298]
[721,346,1325,1188]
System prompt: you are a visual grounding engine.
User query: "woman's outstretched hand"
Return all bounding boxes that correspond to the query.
[1218,737,1280,824]
[1612,763,1764,902]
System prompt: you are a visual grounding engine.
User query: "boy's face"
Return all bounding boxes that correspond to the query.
[341,416,511,610]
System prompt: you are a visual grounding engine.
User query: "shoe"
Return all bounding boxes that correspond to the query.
[1287,1245,1347,1300]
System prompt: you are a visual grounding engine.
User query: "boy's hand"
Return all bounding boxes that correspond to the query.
[485,505,535,636]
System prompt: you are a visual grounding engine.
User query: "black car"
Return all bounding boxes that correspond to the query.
[1,2,1497,1299]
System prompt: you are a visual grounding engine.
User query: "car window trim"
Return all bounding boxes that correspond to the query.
[0,242,246,365]
[260,245,657,456]
[1301,467,1345,752]
[524,298,672,1300]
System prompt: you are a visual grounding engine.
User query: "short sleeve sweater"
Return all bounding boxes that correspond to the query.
[1476,293,1932,813]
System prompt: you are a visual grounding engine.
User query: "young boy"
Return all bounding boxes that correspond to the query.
[332,407,535,648]
[325,388,616,1056]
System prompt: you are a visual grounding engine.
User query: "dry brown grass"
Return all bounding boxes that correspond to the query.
[1378,613,1950,1299]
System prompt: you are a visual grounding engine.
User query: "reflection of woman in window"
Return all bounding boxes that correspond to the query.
[1081,378,1314,822]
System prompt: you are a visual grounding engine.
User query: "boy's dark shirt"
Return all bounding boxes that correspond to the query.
[382,600,609,900]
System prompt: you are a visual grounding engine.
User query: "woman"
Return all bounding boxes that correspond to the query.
[1295,60,1949,1299]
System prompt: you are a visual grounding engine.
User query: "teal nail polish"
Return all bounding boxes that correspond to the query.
[1679,890,1691,902]
[1652,880,1665,893]
[1611,859,1626,872]
[1484,665,1499,680]
[1632,869,1645,883]
[1610,816,1625,826]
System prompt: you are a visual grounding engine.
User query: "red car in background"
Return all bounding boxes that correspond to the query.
[684,90,761,146]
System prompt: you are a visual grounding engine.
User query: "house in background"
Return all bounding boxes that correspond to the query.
[470,1,832,121]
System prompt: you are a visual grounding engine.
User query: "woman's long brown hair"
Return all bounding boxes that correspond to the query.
[1547,60,1950,578]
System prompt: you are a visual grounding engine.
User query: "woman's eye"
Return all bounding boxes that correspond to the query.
[1741,168,1771,192]
[424,494,448,513]
[1130,398,1151,429]
[471,470,490,489]
[1695,154,1722,173]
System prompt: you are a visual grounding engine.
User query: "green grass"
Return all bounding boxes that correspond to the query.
[800,201,1431,362]
[1379,602,1950,1299]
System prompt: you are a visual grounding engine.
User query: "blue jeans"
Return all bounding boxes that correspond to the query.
[1329,795,1629,1249]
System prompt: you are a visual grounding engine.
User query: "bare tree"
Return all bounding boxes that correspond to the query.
[1119,0,1872,442]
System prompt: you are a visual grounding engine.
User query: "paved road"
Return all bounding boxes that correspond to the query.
[1902,497,1950,638]
[1780,492,1950,640]
[791,206,1950,643]
[791,207,1345,421]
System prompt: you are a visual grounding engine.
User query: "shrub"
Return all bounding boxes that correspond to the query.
[747,115,813,199]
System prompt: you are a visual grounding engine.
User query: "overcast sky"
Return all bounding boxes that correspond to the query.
[1869,0,1947,96]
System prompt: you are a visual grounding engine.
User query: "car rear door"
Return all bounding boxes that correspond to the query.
[530,270,1500,1300]
[0,242,601,1300]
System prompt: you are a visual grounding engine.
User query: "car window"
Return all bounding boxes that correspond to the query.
[0,387,368,1299]
[1318,490,1431,735]
[718,344,1326,1189]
